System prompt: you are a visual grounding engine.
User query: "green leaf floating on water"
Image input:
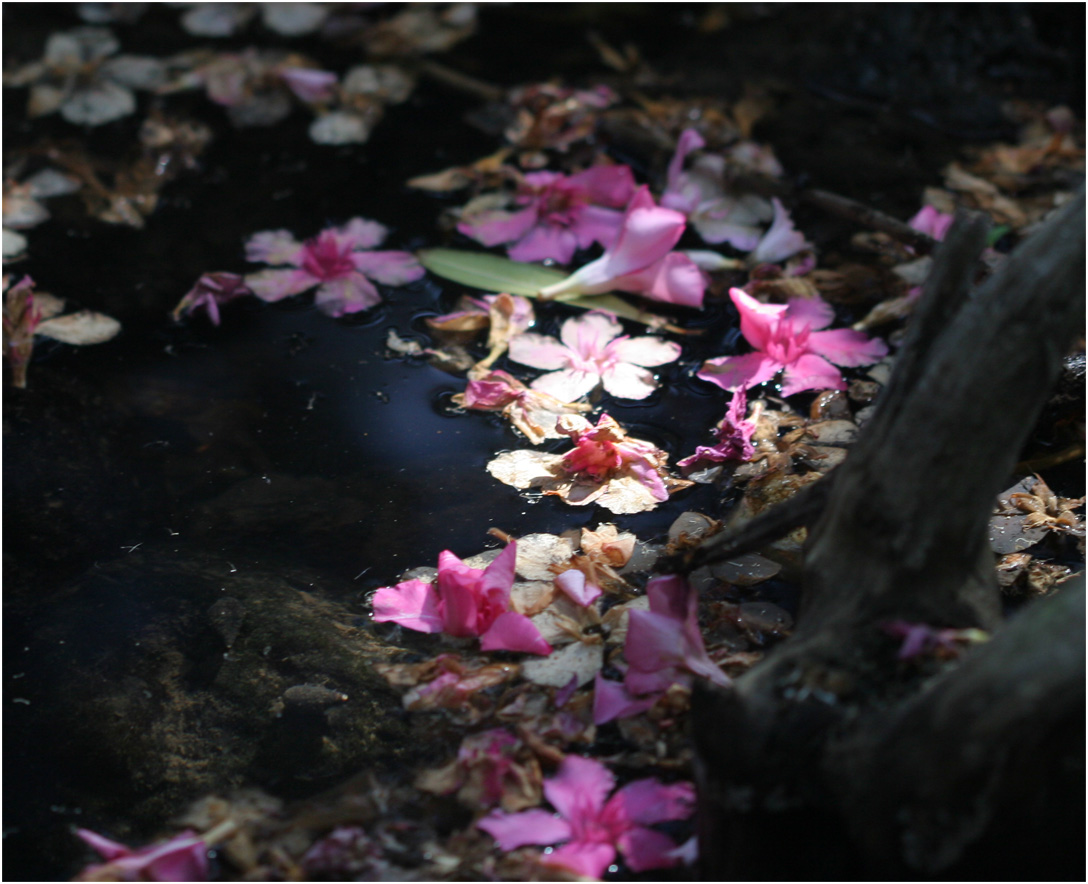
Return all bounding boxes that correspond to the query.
[416,248,664,325]
[417,248,569,297]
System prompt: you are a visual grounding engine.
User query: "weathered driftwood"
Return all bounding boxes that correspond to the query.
[693,189,1086,879]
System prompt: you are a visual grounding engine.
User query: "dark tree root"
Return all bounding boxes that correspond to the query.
[692,190,1086,880]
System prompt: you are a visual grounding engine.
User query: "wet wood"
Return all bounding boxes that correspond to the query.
[694,189,1086,879]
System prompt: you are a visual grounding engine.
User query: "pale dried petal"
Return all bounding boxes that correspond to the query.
[522,641,603,688]
[487,449,564,489]
[36,310,120,345]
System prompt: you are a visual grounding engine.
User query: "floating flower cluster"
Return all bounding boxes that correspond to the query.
[487,413,693,515]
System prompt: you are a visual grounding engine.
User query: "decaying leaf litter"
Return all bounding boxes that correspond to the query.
[3,4,1083,881]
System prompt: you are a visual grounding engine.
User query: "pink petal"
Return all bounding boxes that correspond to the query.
[697,351,781,392]
[351,250,425,286]
[626,608,685,674]
[245,229,304,265]
[279,67,338,104]
[508,333,574,370]
[458,205,538,248]
[611,250,706,308]
[555,569,602,606]
[462,376,520,409]
[140,836,209,882]
[807,327,889,367]
[646,574,693,621]
[560,311,622,355]
[436,551,482,637]
[552,187,686,292]
[477,809,573,850]
[567,164,638,207]
[785,295,835,331]
[244,268,318,302]
[616,827,685,873]
[625,667,685,696]
[607,335,681,368]
[751,198,811,263]
[479,541,518,599]
[76,829,130,860]
[778,352,845,397]
[312,273,382,315]
[599,362,658,400]
[543,842,617,879]
[570,203,625,249]
[372,580,443,632]
[908,205,953,240]
[665,128,706,192]
[479,612,552,655]
[730,287,786,352]
[593,674,658,725]
[544,754,614,823]
[334,217,388,250]
[692,213,763,250]
[530,368,600,402]
[624,457,669,501]
[608,778,696,826]
[507,224,579,264]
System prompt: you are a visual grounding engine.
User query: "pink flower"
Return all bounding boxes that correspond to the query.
[171,272,253,325]
[698,287,888,397]
[678,386,756,470]
[508,311,681,401]
[486,413,692,515]
[243,218,424,317]
[594,575,729,725]
[458,166,637,264]
[560,413,668,502]
[624,575,731,695]
[661,128,772,251]
[908,205,954,241]
[477,754,695,878]
[538,186,706,308]
[74,828,208,882]
[372,541,552,655]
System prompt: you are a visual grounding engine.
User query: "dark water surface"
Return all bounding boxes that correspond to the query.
[4,4,1081,879]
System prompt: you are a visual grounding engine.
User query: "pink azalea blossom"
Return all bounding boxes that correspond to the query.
[457,166,637,264]
[74,828,208,882]
[477,754,695,878]
[243,217,424,317]
[908,205,954,241]
[538,186,706,308]
[678,386,756,470]
[372,541,552,655]
[172,272,253,325]
[508,311,681,401]
[698,287,888,397]
[661,128,773,250]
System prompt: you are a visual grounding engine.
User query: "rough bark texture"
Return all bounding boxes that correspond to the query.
[694,191,1086,880]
